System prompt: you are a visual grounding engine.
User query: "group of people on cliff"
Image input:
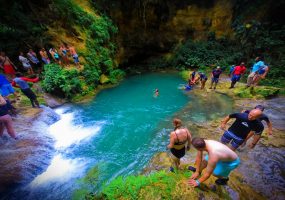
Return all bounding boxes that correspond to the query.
[187,56,270,90]
[0,44,80,80]
[0,44,80,140]
[167,103,272,187]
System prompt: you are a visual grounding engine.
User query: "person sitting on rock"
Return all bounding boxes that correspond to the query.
[188,138,240,186]
[0,95,17,140]
[167,118,192,171]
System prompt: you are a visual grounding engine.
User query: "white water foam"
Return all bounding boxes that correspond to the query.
[28,107,104,189]
[49,108,103,149]
[28,154,85,188]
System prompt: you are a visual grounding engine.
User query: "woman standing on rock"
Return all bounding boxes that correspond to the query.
[167,118,192,171]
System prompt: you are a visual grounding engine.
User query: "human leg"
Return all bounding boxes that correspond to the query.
[212,158,240,185]
[0,122,4,137]
[1,114,16,139]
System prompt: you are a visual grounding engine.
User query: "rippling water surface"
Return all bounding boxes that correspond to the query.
[1,73,235,199]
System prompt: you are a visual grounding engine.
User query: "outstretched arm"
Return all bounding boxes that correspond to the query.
[190,150,203,180]
[189,155,217,187]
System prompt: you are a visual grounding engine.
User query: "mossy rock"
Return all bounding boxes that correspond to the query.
[233,86,280,99]
[96,170,230,200]
[100,74,110,84]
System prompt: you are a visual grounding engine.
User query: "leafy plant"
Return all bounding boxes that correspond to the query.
[41,64,83,99]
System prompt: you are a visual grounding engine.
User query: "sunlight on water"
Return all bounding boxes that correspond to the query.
[29,154,85,188]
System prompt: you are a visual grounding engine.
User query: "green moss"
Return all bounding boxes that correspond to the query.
[233,86,280,99]
[91,170,230,200]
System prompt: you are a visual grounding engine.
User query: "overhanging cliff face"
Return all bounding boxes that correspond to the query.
[95,0,235,66]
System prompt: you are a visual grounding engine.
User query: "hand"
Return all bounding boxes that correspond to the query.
[190,171,200,179]
[248,143,256,149]
[261,75,266,79]
[268,130,273,136]
[220,124,226,131]
[188,179,199,187]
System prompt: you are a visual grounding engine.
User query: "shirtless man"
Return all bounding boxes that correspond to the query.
[188,138,240,186]
[67,45,80,67]
[0,52,17,79]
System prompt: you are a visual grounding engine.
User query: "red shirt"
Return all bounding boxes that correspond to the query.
[233,65,246,75]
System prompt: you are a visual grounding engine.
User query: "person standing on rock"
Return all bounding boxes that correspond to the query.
[209,66,222,90]
[188,138,240,186]
[198,72,208,89]
[12,72,40,108]
[229,62,246,88]
[167,118,192,171]
[247,56,268,87]
[220,109,264,151]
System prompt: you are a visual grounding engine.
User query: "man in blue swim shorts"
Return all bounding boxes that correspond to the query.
[188,138,240,186]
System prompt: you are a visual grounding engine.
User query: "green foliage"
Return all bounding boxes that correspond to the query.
[170,39,240,70]
[96,170,192,200]
[73,166,101,200]
[41,64,83,99]
[109,69,126,84]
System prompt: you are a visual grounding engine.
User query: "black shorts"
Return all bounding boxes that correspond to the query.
[21,88,36,100]
[170,147,186,159]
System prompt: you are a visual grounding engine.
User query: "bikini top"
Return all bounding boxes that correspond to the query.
[174,128,189,145]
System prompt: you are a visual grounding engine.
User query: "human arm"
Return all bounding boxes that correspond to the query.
[186,129,192,151]
[249,134,261,149]
[167,132,175,149]
[221,115,231,130]
[190,150,203,180]
[189,155,217,187]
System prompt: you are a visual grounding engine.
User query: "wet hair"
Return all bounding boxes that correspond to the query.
[192,137,206,149]
[15,72,23,77]
[255,105,265,111]
[173,118,182,130]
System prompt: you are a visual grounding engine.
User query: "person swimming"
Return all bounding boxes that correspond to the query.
[154,88,159,97]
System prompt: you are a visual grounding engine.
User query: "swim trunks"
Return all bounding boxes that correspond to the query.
[204,154,240,177]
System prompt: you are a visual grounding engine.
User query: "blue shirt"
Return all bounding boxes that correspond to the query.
[13,77,29,89]
[0,74,10,86]
[252,61,265,73]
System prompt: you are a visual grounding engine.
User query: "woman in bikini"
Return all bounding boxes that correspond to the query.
[167,118,192,170]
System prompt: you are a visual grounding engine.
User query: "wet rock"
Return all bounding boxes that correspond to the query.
[43,93,67,108]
